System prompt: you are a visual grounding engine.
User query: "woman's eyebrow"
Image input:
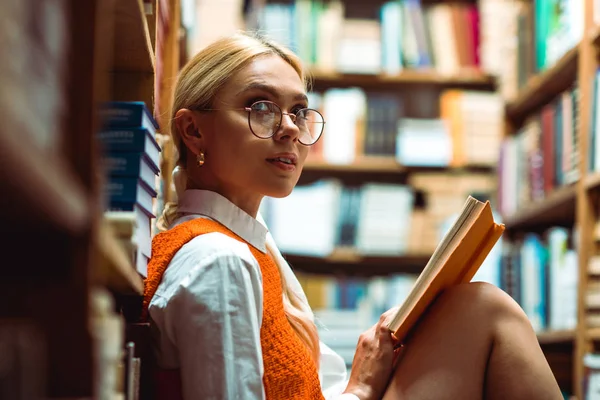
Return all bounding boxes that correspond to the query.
[236,81,308,103]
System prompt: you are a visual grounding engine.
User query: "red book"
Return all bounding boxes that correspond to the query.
[466,5,480,67]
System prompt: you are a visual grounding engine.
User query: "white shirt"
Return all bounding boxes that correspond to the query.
[148,190,358,400]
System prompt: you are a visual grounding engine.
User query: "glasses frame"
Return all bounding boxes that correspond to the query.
[196,100,325,146]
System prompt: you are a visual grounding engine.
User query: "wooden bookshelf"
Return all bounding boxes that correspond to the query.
[1,131,90,234]
[587,327,600,340]
[284,248,430,276]
[303,158,494,174]
[591,24,600,47]
[537,330,576,344]
[505,45,579,123]
[94,221,144,295]
[586,172,600,191]
[113,0,155,73]
[309,69,496,91]
[503,184,577,231]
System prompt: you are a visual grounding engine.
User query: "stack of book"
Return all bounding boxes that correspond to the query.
[98,101,161,277]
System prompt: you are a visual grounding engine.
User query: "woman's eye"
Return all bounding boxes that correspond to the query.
[247,98,267,108]
[252,102,272,112]
[291,105,307,114]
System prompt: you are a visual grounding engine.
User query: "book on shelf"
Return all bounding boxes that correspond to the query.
[98,101,161,277]
[100,101,159,135]
[254,0,481,75]
[387,195,505,342]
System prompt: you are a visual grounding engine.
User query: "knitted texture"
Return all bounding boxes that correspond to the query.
[142,218,324,400]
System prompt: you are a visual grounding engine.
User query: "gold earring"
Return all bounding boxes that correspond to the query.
[196,152,205,167]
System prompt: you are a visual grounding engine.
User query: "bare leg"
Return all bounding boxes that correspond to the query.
[382,282,562,400]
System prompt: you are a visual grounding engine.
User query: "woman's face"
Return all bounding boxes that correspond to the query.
[196,55,311,209]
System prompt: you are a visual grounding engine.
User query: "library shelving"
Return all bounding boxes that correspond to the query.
[284,250,430,276]
[505,45,578,123]
[309,69,496,91]
[502,184,577,231]
[300,158,494,185]
[585,172,600,191]
[0,0,179,397]
[538,329,577,345]
[303,157,494,174]
[498,0,599,397]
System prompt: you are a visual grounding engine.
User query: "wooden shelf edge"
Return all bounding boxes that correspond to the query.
[284,249,431,276]
[585,172,600,191]
[309,69,495,88]
[591,24,600,47]
[537,329,575,344]
[588,327,600,340]
[303,158,494,174]
[112,0,155,74]
[0,131,90,234]
[503,184,577,230]
[505,45,579,122]
[94,221,144,295]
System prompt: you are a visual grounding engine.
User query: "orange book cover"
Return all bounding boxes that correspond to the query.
[387,196,505,342]
[440,90,465,167]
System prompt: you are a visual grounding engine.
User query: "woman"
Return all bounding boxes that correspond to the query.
[143,32,563,400]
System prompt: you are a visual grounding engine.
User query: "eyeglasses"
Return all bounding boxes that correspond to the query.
[196,100,325,146]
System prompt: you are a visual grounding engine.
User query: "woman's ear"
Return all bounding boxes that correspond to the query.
[175,108,204,155]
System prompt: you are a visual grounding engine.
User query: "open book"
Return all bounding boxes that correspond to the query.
[387,196,505,342]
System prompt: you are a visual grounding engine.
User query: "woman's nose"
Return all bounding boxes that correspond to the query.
[274,113,300,142]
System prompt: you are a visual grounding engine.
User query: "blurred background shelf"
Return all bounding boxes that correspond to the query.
[537,330,576,345]
[300,158,495,185]
[505,45,578,123]
[502,185,577,231]
[586,173,600,191]
[94,221,144,295]
[112,0,155,73]
[591,24,600,47]
[309,69,496,91]
[303,158,495,174]
[0,130,90,235]
[284,249,430,276]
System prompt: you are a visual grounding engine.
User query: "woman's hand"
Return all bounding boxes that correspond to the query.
[343,307,400,400]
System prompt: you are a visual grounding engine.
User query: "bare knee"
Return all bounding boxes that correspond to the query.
[437,282,530,326]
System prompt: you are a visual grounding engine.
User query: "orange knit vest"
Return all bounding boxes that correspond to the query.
[143,218,325,400]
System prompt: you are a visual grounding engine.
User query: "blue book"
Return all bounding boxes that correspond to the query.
[100,101,159,134]
[103,152,159,193]
[106,177,157,217]
[98,128,160,169]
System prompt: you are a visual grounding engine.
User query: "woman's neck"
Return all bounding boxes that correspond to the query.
[186,179,262,218]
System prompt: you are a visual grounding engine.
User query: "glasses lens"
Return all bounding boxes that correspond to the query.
[249,101,280,138]
[296,109,325,145]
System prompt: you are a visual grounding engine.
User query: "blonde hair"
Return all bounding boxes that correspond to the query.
[159,32,320,367]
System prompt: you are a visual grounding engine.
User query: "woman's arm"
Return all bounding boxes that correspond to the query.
[162,235,266,399]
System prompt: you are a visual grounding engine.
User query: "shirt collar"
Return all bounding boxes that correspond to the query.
[176,190,268,253]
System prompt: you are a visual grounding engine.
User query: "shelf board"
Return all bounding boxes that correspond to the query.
[505,45,578,123]
[284,248,431,276]
[586,172,600,191]
[503,184,577,231]
[304,157,406,173]
[94,221,144,295]
[537,330,575,345]
[309,69,496,90]
[591,25,600,47]
[588,327,600,340]
[301,158,494,181]
[112,0,155,73]
[0,130,90,234]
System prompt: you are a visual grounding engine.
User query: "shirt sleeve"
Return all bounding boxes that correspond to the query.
[164,241,266,400]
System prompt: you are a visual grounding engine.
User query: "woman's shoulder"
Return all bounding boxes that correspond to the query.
[155,231,262,298]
